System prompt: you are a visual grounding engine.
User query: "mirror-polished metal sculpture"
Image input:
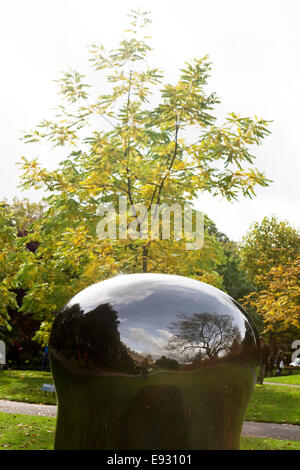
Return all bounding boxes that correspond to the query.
[49,273,260,450]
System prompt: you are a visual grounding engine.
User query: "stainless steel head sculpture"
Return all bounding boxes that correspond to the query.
[49,273,260,450]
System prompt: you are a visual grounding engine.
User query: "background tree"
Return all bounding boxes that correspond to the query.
[244,256,300,333]
[206,218,255,302]
[240,216,300,282]
[240,216,300,351]
[0,203,19,330]
[0,198,42,327]
[0,199,45,366]
[15,9,271,345]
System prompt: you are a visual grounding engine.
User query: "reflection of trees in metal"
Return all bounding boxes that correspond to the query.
[155,355,180,370]
[166,312,242,362]
[50,302,137,373]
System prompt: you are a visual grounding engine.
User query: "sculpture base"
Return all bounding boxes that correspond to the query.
[51,355,255,450]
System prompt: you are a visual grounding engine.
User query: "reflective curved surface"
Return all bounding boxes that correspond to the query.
[49,273,260,450]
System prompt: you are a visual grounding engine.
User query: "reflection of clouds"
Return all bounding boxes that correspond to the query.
[66,273,236,311]
[120,326,180,361]
[65,275,247,339]
[127,327,168,353]
[64,273,245,340]
[67,274,163,312]
[62,273,251,363]
[156,329,173,340]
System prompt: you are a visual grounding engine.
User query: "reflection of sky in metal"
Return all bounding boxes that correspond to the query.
[66,273,248,358]
[121,327,176,361]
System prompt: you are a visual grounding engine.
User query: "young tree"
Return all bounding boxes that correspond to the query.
[16,9,271,344]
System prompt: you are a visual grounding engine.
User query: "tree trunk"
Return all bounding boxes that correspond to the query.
[142,245,148,273]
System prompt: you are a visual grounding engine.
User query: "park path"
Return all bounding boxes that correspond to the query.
[242,421,300,441]
[0,397,300,442]
[264,381,300,388]
[0,399,57,417]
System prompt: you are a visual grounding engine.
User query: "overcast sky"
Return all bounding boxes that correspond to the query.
[1,0,299,242]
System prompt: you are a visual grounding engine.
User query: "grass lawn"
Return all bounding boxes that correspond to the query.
[1,369,300,450]
[240,436,300,450]
[1,370,300,426]
[0,412,300,450]
[245,384,300,425]
[0,412,55,450]
[265,372,300,386]
[0,370,56,405]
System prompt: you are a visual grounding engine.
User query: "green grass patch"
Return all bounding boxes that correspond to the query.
[240,436,300,450]
[0,412,299,450]
[51,359,254,449]
[245,384,300,425]
[1,369,300,448]
[1,370,300,426]
[265,373,300,386]
[0,370,56,405]
[0,412,55,450]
